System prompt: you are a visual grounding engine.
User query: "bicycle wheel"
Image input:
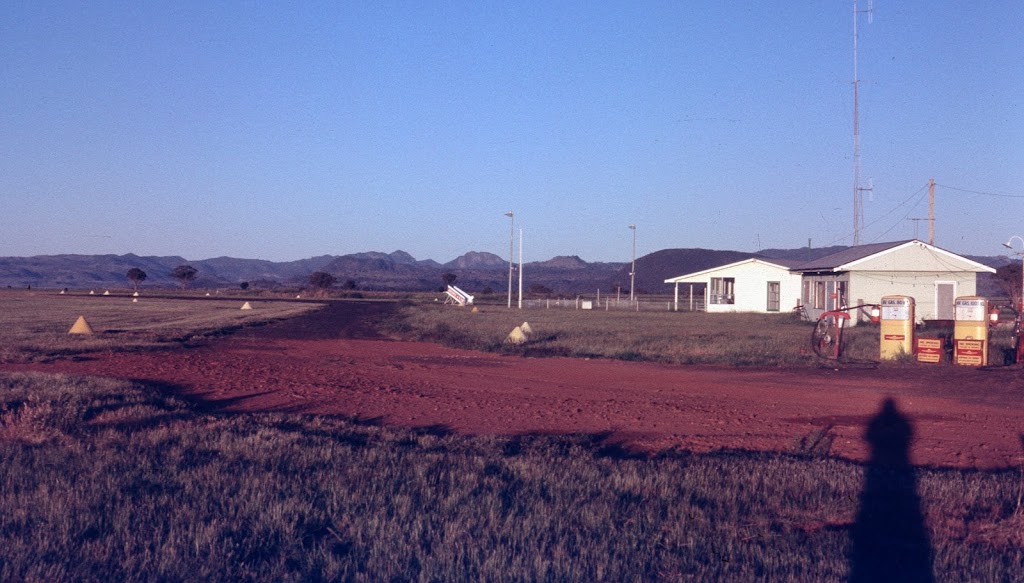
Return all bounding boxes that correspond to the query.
[811,315,841,359]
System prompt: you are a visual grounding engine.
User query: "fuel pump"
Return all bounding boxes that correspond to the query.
[879,296,915,360]
[953,297,988,366]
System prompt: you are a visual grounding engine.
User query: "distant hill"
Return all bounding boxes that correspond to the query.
[1,245,1013,295]
[444,251,506,270]
[758,246,850,262]
[611,246,846,294]
[0,254,338,290]
[0,250,623,294]
[613,249,760,294]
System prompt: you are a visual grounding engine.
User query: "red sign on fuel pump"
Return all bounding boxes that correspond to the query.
[916,338,944,364]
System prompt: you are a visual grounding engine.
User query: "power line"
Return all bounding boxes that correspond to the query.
[822,183,928,248]
[870,187,930,243]
[937,184,1024,199]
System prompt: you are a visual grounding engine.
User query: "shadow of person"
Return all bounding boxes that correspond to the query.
[848,398,934,583]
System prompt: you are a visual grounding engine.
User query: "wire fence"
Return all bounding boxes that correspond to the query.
[521,294,706,312]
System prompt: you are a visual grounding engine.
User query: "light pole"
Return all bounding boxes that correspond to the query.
[1003,235,1024,364]
[628,224,637,303]
[505,211,514,308]
[1003,235,1024,313]
[518,228,523,309]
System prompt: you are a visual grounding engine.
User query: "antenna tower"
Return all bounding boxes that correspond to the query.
[852,0,873,245]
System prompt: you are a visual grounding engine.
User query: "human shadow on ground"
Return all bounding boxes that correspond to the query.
[848,397,934,583]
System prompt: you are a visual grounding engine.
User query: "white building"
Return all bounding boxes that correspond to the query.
[790,239,996,323]
[665,258,803,313]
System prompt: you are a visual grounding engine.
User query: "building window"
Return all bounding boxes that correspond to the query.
[814,281,827,309]
[710,277,735,305]
[767,281,780,312]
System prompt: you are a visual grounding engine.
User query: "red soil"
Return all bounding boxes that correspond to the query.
[4,301,1023,469]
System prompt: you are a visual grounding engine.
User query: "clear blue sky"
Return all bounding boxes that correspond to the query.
[2,1,1021,263]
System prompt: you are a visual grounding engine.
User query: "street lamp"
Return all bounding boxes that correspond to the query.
[1003,235,1024,313]
[628,224,637,303]
[505,211,514,308]
[518,228,523,310]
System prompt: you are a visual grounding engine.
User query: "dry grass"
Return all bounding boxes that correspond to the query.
[0,291,320,363]
[382,304,885,367]
[1,372,1022,581]
[1,300,1021,579]
[384,303,1021,367]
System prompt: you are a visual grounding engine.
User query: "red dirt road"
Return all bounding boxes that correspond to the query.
[4,302,1024,469]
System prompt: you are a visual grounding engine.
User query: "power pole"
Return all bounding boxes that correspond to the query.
[628,224,637,303]
[928,178,935,245]
[505,211,514,308]
[518,228,523,309]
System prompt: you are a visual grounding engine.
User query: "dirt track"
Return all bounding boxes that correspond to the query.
[4,301,1024,469]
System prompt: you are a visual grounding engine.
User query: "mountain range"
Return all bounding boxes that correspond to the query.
[0,246,1012,295]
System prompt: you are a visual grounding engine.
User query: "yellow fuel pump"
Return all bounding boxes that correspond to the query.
[953,296,988,366]
[879,295,915,360]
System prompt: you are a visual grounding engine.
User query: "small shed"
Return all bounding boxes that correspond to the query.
[791,239,996,323]
[664,258,803,313]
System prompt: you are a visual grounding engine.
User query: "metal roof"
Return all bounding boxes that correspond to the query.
[790,240,912,272]
[790,239,994,273]
[664,256,801,283]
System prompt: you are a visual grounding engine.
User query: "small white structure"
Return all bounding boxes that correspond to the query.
[443,285,474,306]
[665,258,802,313]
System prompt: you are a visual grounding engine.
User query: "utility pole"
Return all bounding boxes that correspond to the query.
[628,224,637,303]
[518,228,523,309]
[505,211,514,308]
[928,178,935,245]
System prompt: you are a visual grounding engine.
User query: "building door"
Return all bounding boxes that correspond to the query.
[935,282,956,320]
[767,282,781,312]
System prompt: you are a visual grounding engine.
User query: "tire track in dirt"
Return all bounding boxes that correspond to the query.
[3,300,1024,469]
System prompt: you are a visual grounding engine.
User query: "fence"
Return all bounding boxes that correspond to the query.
[521,293,706,312]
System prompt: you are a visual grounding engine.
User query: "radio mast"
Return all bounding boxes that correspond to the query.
[852,0,873,245]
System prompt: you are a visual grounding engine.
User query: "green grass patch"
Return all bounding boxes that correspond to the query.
[1,372,1022,581]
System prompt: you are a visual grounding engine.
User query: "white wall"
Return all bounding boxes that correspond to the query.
[851,271,978,322]
[701,261,802,314]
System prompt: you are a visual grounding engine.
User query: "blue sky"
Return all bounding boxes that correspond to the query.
[2,1,1021,263]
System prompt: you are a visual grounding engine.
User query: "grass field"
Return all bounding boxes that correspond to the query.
[383,303,881,367]
[2,372,1023,581]
[2,296,1023,580]
[382,303,1019,367]
[0,291,320,363]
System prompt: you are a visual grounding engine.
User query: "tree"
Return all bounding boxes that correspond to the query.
[126,267,147,290]
[442,272,458,287]
[239,281,250,291]
[342,279,357,290]
[171,265,198,289]
[309,271,337,290]
[994,262,1022,308]
[529,283,554,296]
